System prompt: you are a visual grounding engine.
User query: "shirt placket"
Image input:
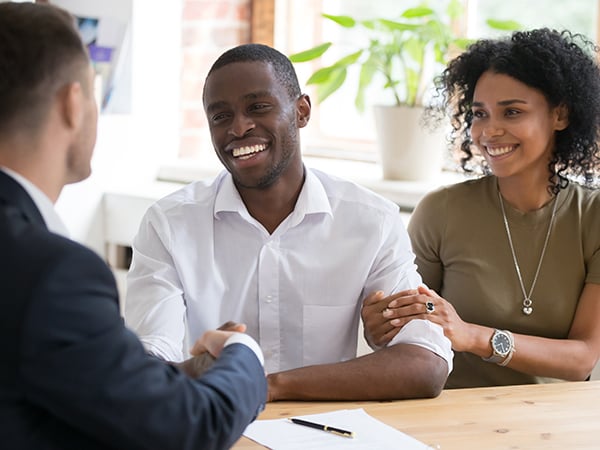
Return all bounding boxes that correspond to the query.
[258,238,281,373]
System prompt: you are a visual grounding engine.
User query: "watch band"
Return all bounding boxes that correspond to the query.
[482,329,515,365]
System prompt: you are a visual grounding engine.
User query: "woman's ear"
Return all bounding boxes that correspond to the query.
[296,93,311,128]
[554,104,569,131]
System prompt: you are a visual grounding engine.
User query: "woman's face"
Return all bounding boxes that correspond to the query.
[470,71,568,181]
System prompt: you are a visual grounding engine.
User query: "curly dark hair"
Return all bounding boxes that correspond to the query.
[431,28,600,192]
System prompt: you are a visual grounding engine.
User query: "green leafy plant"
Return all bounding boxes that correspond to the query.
[289,1,519,111]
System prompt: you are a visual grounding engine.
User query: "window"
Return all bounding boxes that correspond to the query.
[273,0,599,162]
[162,0,600,178]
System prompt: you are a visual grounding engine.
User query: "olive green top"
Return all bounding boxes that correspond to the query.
[408,175,600,388]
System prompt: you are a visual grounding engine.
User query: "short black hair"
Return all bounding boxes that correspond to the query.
[204,43,302,101]
[433,28,600,191]
[0,3,89,135]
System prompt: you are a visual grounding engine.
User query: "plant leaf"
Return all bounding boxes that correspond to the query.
[316,68,347,103]
[378,19,419,32]
[306,65,338,85]
[289,42,332,62]
[356,60,377,112]
[446,0,463,20]
[322,13,355,28]
[403,37,425,66]
[401,7,434,19]
[453,37,472,50]
[486,19,522,31]
[405,67,419,106]
[333,50,363,67]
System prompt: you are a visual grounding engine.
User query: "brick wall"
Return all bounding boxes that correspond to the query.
[180,0,252,158]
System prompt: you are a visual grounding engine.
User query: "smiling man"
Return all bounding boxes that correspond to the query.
[125,44,452,401]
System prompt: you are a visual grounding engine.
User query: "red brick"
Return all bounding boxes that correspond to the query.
[211,25,250,47]
[179,133,206,158]
[183,1,250,22]
[182,107,207,129]
[181,76,204,102]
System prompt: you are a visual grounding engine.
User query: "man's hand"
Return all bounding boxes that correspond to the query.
[361,290,399,348]
[218,321,247,332]
[190,329,242,358]
[177,327,247,378]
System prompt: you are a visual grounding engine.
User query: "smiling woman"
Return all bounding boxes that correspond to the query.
[361,28,600,389]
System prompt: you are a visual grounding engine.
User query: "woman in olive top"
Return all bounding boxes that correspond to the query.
[362,28,600,388]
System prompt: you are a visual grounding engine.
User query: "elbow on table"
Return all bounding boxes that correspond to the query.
[386,344,448,399]
[563,361,598,382]
[416,355,448,398]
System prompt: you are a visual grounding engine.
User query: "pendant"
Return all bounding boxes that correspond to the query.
[522,298,533,315]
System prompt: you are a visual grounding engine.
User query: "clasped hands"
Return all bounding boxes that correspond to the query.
[361,285,468,351]
[178,322,248,378]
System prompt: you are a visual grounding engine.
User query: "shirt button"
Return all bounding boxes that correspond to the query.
[265,295,273,303]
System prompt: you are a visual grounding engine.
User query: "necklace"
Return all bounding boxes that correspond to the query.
[498,190,559,315]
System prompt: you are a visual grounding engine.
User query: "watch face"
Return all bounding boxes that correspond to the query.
[493,332,511,356]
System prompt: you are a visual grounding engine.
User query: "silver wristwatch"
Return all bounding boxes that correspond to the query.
[482,329,515,365]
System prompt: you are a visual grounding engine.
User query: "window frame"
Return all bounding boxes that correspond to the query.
[254,0,600,163]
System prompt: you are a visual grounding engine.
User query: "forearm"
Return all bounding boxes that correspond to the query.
[172,353,216,378]
[500,334,597,381]
[267,344,448,401]
[464,323,597,381]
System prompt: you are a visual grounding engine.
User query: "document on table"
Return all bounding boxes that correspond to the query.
[243,408,433,449]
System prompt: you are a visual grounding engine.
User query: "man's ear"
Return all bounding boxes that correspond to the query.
[554,103,569,131]
[59,81,84,131]
[296,94,311,128]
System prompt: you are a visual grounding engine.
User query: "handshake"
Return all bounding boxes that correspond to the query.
[176,322,250,377]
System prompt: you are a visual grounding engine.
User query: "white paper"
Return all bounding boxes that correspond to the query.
[243,408,433,449]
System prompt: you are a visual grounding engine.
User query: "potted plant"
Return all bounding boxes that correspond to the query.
[289,1,518,181]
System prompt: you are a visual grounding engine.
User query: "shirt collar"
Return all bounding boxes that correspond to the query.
[0,167,70,237]
[213,168,333,220]
[293,168,332,217]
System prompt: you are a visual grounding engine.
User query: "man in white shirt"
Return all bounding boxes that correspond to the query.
[126,43,453,401]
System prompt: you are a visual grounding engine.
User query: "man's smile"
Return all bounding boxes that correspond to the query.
[232,143,268,159]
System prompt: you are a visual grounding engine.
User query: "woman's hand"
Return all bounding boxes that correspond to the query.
[363,286,474,351]
[362,288,429,348]
[385,286,471,351]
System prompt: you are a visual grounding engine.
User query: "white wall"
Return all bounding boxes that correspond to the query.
[55,0,183,255]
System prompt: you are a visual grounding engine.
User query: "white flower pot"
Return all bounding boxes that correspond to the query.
[374,105,446,181]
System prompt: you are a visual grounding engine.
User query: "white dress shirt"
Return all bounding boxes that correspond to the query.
[0,169,265,365]
[125,168,452,373]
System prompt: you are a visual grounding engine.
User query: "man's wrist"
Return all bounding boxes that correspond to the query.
[225,333,265,367]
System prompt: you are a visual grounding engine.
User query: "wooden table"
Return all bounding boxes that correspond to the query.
[234,380,600,449]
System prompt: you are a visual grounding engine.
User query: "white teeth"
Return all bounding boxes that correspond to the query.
[232,144,267,158]
[486,145,514,156]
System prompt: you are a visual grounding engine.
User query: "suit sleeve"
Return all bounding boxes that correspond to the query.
[19,244,266,450]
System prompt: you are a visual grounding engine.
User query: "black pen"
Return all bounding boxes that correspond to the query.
[288,417,355,438]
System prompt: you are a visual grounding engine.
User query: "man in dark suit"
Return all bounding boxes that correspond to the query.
[0,3,266,449]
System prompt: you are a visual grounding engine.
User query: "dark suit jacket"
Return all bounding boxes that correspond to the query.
[0,171,266,450]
